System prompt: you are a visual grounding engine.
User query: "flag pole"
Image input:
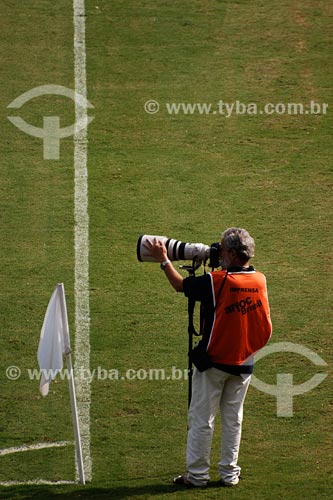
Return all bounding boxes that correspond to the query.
[57,283,86,485]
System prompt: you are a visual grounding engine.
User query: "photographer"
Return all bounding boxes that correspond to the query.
[144,228,272,488]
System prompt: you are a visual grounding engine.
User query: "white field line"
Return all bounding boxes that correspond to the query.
[73,0,92,482]
[0,441,72,457]
[0,442,76,486]
[0,3,91,489]
[0,480,76,486]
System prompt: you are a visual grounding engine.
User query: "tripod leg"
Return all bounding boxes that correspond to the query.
[186,269,197,409]
[188,329,193,408]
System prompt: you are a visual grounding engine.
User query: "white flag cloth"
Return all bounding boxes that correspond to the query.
[37,287,65,396]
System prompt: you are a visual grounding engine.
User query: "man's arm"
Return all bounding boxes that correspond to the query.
[142,238,184,292]
[162,261,183,292]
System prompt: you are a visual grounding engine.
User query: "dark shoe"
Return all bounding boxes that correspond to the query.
[173,475,207,488]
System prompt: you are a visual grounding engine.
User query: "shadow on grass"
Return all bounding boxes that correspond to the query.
[0,481,225,499]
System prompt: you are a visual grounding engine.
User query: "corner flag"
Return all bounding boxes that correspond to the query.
[37,283,85,484]
[37,286,67,396]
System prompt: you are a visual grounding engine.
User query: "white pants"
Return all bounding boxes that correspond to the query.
[186,367,251,486]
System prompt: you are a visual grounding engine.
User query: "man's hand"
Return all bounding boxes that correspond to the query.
[143,237,183,292]
[143,237,168,263]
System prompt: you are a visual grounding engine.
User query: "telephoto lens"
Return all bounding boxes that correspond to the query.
[137,235,220,268]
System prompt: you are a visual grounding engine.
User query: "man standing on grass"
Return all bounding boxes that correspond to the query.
[144,228,272,488]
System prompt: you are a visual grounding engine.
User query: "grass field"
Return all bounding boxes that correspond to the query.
[0,0,332,499]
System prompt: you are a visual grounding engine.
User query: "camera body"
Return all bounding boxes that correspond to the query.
[137,235,221,269]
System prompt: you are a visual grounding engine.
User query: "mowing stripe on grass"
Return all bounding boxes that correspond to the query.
[73,0,91,482]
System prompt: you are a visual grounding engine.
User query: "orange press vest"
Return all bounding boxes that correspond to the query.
[207,270,272,365]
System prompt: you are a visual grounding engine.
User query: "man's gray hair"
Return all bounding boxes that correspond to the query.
[222,227,255,262]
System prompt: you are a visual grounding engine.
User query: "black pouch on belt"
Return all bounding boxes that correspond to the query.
[189,340,213,372]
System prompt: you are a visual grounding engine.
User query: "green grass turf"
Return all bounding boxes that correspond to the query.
[0,0,332,498]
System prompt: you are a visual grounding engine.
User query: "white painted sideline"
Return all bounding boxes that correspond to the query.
[0,1,91,487]
[0,480,76,486]
[0,441,72,457]
[73,0,92,483]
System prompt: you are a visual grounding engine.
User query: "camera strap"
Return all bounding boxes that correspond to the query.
[199,270,228,338]
[188,269,228,407]
[214,270,229,311]
[188,297,199,336]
